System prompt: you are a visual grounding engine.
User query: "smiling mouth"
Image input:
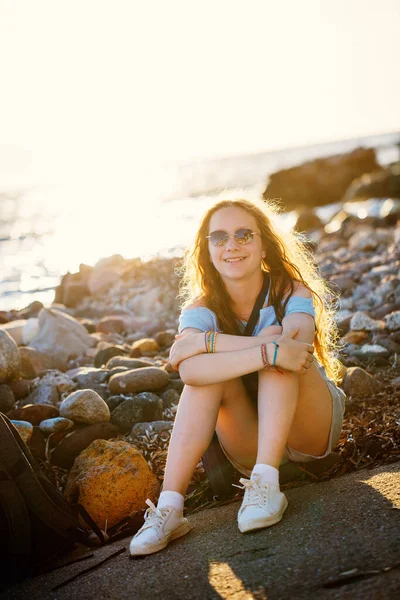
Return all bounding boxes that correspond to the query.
[224,257,246,263]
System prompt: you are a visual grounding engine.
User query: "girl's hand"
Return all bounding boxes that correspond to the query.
[169,332,206,370]
[269,327,314,374]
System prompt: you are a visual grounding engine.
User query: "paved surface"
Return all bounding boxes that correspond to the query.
[1,462,400,600]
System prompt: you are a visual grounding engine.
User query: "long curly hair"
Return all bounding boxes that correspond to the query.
[178,196,341,383]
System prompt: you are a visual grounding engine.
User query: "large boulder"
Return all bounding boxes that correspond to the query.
[343,162,400,202]
[88,255,127,296]
[29,308,93,369]
[0,329,21,384]
[262,147,381,210]
[64,439,160,530]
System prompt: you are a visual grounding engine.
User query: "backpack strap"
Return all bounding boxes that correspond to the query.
[242,273,270,336]
[0,413,86,545]
[0,470,31,558]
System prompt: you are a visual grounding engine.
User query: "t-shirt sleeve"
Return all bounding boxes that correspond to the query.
[284,296,316,321]
[178,307,219,333]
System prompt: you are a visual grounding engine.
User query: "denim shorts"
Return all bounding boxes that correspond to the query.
[218,375,346,478]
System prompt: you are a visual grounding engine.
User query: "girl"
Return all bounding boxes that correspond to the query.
[130,197,345,556]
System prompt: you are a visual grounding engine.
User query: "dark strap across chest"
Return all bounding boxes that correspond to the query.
[242,273,270,337]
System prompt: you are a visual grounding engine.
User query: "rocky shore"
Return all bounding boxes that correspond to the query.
[0,150,399,540]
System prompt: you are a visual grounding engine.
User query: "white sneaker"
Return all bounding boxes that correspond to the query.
[129,499,192,556]
[234,476,288,533]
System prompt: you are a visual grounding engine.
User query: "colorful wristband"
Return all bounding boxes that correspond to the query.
[271,341,279,367]
[261,343,272,370]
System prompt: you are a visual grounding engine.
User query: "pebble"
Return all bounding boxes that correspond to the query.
[130,338,159,357]
[105,357,153,370]
[96,316,125,334]
[23,383,59,406]
[0,384,15,413]
[108,367,169,395]
[130,420,173,438]
[94,345,126,368]
[60,389,111,424]
[51,422,119,469]
[8,378,32,400]
[110,392,163,433]
[39,417,75,435]
[7,403,59,425]
[342,366,382,397]
[19,346,54,379]
[161,388,180,408]
[349,312,385,331]
[385,310,400,331]
[67,366,109,387]
[0,329,21,384]
[10,419,34,443]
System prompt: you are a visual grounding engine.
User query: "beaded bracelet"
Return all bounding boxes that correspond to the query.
[205,331,218,353]
[260,343,272,370]
[261,342,284,374]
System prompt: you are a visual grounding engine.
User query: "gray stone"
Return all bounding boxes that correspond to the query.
[161,388,180,408]
[94,345,126,368]
[343,366,382,397]
[106,357,153,370]
[30,308,92,369]
[350,311,385,331]
[39,417,75,435]
[60,389,110,424]
[385,310,400,331]
[67,366,109,387]
[111,393,163,433]
[109,367,169,395]
[24,383,59,406]
[0,384,15,412]
[130,420,173,438]
[10,419,33,443]
[0,329,21,384]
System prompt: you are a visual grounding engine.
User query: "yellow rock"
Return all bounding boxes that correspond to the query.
[64,439,160,530]
[130,338,159,357]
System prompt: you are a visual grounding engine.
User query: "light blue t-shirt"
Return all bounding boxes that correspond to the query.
[178,294,316,334]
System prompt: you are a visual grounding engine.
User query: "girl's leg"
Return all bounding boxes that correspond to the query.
[162,377,258,495]
[255,363,333,468]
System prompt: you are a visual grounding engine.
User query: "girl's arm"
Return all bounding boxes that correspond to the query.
[178,328,313,386]
[169,326,282,370]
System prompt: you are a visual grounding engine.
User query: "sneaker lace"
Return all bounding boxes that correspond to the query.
[232,477,268,506]
[140,499,169,532]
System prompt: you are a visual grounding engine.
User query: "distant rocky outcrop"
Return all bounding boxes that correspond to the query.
[263,147,381,209]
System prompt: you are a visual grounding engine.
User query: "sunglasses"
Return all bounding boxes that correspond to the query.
[206,228,261,247]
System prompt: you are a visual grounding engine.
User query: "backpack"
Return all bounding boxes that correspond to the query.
[0,412,104,582]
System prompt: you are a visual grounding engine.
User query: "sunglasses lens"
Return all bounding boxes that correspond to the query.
[209,231,228,246]
[235,229,254,244]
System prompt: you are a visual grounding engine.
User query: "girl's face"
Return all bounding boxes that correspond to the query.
[207,206,266,283]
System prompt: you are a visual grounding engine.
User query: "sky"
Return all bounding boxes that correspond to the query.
[0,0,399,191]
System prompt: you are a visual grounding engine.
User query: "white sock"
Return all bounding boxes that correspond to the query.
[157,490,184,512]
[251,463,279,485]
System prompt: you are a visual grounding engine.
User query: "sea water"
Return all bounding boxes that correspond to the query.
[0,132,399,311]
